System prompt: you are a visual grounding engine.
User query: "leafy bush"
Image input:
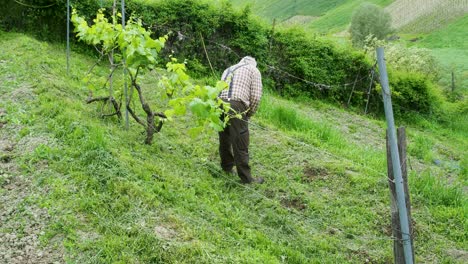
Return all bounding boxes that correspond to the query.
[384,70,441,115]
[349,2,392,48]
[0,0,103,41]
[364,36,441,82]
[268,27,370,104]
[385,44,440,81]
[36,0,371,108]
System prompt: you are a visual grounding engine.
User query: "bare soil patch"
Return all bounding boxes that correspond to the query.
[0,113,64,263]
[302,165,329,182]
[347,249,377,263]
[447,249,468,263]
[280,196,307,211]
[154,225,178,240]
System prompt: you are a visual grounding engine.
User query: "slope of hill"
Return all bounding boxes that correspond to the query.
[387,0,468,33]
[219,0,468,92]
[225,0,467,34]
[226,0,393,32]
[416,15,468,50]
[409,14,468,91]
[306,0,393,33]
[0,31,467,263]
[229,0,348,21]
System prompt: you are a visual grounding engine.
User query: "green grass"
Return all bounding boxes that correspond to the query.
[429,48,468,92]
[307,0,393,33]
[412,170,465,207]
[416,15,468,50]
[404,15,468,93]
[1,31,467,263]
[218,0,392,31]
[229,0,349,21]
[408,134,434,162]
[222,0,466,92]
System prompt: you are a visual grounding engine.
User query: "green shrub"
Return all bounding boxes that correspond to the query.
[384,44,441,82]
[268,27,371,103]
[0,0,103,41]
[349,2,392,48]
[386,71,441,115]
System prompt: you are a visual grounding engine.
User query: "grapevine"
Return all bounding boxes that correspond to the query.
[72,9,232,144]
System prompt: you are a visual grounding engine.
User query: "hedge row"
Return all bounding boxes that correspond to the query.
[0,0,440,115]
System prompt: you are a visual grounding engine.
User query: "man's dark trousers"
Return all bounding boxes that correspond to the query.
[219,100,254,183]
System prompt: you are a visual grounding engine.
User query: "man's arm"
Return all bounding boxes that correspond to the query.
[247,69,262,118]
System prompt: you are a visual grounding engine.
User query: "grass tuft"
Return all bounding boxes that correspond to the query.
[412,171,465,207]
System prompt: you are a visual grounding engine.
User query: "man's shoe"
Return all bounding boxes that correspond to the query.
[252,177,265,184]
[223,169,236,176]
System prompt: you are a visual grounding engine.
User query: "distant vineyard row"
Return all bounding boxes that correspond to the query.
[386,0,468,33]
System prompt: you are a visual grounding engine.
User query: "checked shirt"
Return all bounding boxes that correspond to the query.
[219,58,263,118]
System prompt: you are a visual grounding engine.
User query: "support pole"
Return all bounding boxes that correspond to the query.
[66,0,70,75]
[122,0,129,129]
[364,67,375,115]
[377,47,414,264]
[110,0,116,98]
[346,71,360,107]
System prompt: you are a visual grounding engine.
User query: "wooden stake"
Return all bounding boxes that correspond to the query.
[386,127,414,264]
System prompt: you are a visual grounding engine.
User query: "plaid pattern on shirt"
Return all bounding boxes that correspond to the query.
[219,57,263,118]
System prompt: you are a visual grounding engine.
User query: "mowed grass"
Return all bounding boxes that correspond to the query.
[0,31,467,263]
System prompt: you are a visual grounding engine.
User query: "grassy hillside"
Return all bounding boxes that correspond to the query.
[417,15,468,50]
[307,0,393,33]
[225,0,465,34]
[406,15,468,91]
[1,31,467,263]
[388,0,468,33]
[221,0,468,92]
[225,0,393,32]
[229,0,348,21]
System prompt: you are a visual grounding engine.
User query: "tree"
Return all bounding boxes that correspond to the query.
[349,2,392,48]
